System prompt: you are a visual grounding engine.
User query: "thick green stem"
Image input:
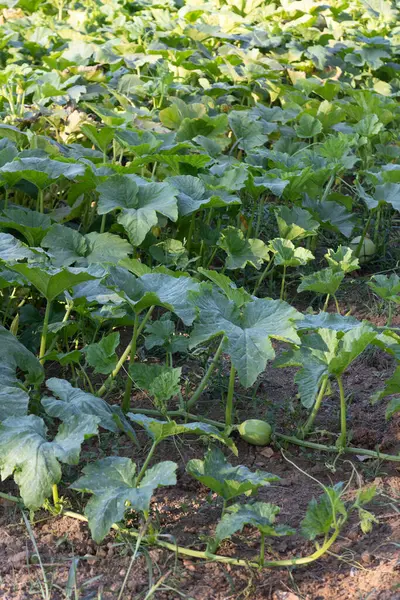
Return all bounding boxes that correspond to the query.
[337,376,346,449]
[323,294,330,312]
[62,510,341,568]
[122,313,140,413]
[225,363,236,428]
[136,441,158,485]
[52,484,59,508]
[39,300,52,362]
[334,295,340,315]
[97,307,154,397]
[100,214,107,234]
[300,375,329,437]
[280,265,287,301]
[38,189,44,214]
[274,433,400,461]
[253,258,273,296]
[131,408,224,429]
[354,211,373,258]
[187,337,225,410]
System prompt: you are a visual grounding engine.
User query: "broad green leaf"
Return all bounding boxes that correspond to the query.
[72,456,177,542]
[149,239,189,269]
[269,238,314,267]
[275,206,319,241]
[325,246,359,274]
[301,483,346,540]
[106,266,200,324]
[96,175,178,245]
[197,268,251,307]
[160,100,206,129]
[42,225,133,267]
[228,111,268,153]
[302,197,356,238]
[0,157,85,190]
[296,114,322,138]
[0,233,34,262]
[215,502,294,544]
[0,207,52,246]
[218,227,270,270]
[0,414,99,510]
[129,363,181,403]
[167,175,240,217]
[297,312,361,332]
[128,414,236,453]
[298,268,344,295]
[83,332,120,374]
[189,287,301,387]
[0,326,44,420]
[8,264,97,302]
[186,447,279,501]
[368,274,400,304]
[42,378,134,435]
[328,325,377,376]
[144,315,188,353]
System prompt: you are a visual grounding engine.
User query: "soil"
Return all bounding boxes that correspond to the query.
[1,323,400,599]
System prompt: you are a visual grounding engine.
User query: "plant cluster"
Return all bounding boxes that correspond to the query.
[0,0,399,571]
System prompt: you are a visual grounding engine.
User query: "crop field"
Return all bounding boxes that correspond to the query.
[0,0,400,598]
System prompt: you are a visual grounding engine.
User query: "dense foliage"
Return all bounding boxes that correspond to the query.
[0,0,399,570]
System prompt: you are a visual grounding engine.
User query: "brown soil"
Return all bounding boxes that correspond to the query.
[0,342,400,599]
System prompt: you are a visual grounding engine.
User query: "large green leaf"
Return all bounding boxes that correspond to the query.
[106,266,200,324]
[129,364,181,404]
[96,175,178,245]
[228,111,268,153]
[298,268,345,295]
[167,175,240,217]
[269,238,314,267]
[197,268,251,307]
[218,227,270,270]
[325,246,359,274]
[0,327,44,420]
[0,233,34,262]
[301,484,346,540]
[0,207,52,246]
[42,225,133,267]
[82,332,120,375]
[0,157,85,189]
[8,264,97,301]
[275,206,319,241]
[189,287,301,387]
[0,414,99,510]
[128,414,236,453]
[42,378,135,436]
[72,456,177,542]
[368,274,400,304]
[296,114,322,138]
[186,447,279,501]
[215,502,294,544]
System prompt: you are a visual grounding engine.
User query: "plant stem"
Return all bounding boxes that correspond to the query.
[259,532,265,566]
[122,313,140,413]
[354,211,373,258]
[253,258,273,296]
[131,408,224,429]
[38,189,44,214]
[300,375,329,437]
[274,433,400,461]
[225,363,236,427]
[52,484,59,508]
[387,301,394,327]
[100,214,107,234]
[323,294,330,312]
[62,509,341,568]
[280,265,287,300]
[333,295,340,314]
[136,441,158,485]
[186,337,225,409]
[39,300,52,362]
[337,375,346,449]
[97,307,154,397]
